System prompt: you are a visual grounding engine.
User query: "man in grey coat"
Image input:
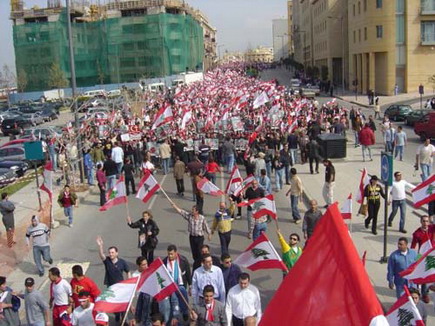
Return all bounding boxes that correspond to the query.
[190,285,227,326]
[0,193,16,248]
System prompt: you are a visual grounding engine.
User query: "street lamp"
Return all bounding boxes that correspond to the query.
[328,15,345,96]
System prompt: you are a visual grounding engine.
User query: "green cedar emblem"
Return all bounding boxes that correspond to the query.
[109,189,118,200]
[156,271,166,289]
[252,200,265,212]
[425,255,435,271]
[426,184,435,196]
[99,289,116,301]
[397,308,414,326]
[251,248,270,260]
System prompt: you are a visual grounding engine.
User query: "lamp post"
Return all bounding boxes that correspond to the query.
[66,0,84,183]
[328,15,345,95]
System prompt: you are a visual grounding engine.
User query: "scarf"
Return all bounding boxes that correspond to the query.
[205,299,215,321]
[167,255,183,286]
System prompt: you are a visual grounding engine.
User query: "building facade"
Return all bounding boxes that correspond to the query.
[245,46,274,63]
[10,0,212,91]
[272,19,289,61]
[287,1,294,55]
[349,0,435,95]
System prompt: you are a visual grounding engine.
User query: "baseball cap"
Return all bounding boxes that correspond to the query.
[24,277,34,287]
[95,312,109,325]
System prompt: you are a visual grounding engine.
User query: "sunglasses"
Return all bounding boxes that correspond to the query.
[290,237,298,241]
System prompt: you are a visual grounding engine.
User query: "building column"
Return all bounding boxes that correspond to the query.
[368,52,375,93]
[356,54,362,94]
[361,53,368,94]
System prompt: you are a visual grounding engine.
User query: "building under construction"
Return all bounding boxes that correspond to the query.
[10,0,216,91]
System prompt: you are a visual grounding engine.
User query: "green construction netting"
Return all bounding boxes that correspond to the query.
[13,9,204,91]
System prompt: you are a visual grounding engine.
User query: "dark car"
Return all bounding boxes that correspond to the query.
[0,168,16,187]
[40,108,58,122]
[1,115,32,136]
[405,109,432,126]
[0,160,28,177]
[384,105,413,121]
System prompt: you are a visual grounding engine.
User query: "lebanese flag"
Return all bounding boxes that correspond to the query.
[233,175,256,197]
[259,204,389,326]
[412,174,435,208]
[340,193,352,219]
[136,170,160,203]
[356,168,370,204]
[386,287,425,326]
[238,194,277,220]
[94,277,139,313]
[287,118,298,134]
[40,161,53,202]
[253,91,269,109]
[197,177,224,196]
[233,232,288,272]
[400,246,435,284]
[152,103,173,130]
[225,165,242,195]
[419,239,433,255]
[138,258,178,301]
[180,110,192,130]
[99,176,127,211]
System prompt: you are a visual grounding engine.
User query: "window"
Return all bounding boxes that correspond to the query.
[364,0,367,11]
[396,0,405,13]
[358,29,361,42]
[376,25,383,38]
[364,27,367,40]
[396,15,405,43]
[353,30,356,43]
[353,4,356,16]
[358,1,361,14]
[421,21,435,44]
[421,0,435,12]
[376,0,383,8]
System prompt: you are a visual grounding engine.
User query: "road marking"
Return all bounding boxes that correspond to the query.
[148,174,167,209]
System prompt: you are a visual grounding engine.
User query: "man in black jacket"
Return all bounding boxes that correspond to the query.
[163,244,191,322]
[280,144,293,185]
[244,180,265,239]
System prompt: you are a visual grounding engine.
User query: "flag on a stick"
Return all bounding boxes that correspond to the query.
[233,175,256,197]
[400,246,435,284]
[152,103,173,130]
[225,166,242,195]
[385,286,425,326]
[412,174,435,208]
[40,161,53,202]
[99,176,127,211]
[136,170,160,203]
[238,194,277,220]
[197,177,224,196]
[356,168,370,204]
[253,91,269,109]
[233,232,287,272]
[138,258,178,301]
[94,277,139,313]
[340,193,352,219]
[259,204,389,326]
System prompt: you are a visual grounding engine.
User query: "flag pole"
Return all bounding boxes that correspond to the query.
[120,276,141,326]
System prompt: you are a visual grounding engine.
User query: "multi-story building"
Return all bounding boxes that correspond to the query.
[287,1,294,55]
[348,0,435,95]
[194,9,217,71]
[10,0,214,91]
[272,19,289,61]
[245,46,274,63]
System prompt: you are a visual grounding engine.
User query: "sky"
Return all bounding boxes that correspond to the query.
[0,0,288,72]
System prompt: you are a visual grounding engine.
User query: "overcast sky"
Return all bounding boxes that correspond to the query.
[0,0,288,71]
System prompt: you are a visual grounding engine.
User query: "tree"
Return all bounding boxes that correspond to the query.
[321,65,329,81]
[16,69,28,92]
[47,63,69,99]
[1,65,16,108]
[428,74,435,93]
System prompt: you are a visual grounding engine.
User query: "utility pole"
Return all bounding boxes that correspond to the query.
[66,0,84,183]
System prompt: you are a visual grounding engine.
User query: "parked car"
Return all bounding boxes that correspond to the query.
[0,168,17,187]
[40,108,58,122]
[0,145,44,166]
[21,126,62,140]
[405,109,432,126]
[1,138,30,148]
[384,105,413,121]
[1,115,32,136]
[0,160,28,177]
[414,112,435,140]
[22,112,44,126]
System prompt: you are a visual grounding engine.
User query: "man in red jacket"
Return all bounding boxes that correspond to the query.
[70,264,100,308]
[359,123,375,162]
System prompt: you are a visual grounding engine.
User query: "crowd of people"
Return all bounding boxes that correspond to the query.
[0,64,434,325]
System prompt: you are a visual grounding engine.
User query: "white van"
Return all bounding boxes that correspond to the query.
[107,89,121,97]
[148,83,165,93]
[171,79,185,88]
[83,89,107,97]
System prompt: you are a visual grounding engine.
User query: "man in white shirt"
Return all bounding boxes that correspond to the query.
[225,273,262,326]
[192,254,226,305]
[71,291,96,326]
[111,142,124,177]
[49,267,73,326]
[388,171,416,233]
[415,138,435,181]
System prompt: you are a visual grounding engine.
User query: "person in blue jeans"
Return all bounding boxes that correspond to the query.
[251,215,268,241]
[415,138,435,182]
[285,168,303,223]
[57,185,78,228]
[388,171,416,233]
[26,215,53,277]
[273,152,284,191]
[387,237,418,298]
[394,126,407,161]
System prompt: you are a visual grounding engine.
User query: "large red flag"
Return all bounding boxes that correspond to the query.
[259,203,388,326]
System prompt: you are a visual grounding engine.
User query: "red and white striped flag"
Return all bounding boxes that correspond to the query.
[180,109,192,130]
[152,103,173,130]
[386,286,425,326]
[233,175,256,197]
[356,168,370,204]
[136,170,160,203]
[412,174,435,208]
[253,91,269,109]
[340,193,352,219]
[400,246,435,284]
[197,177,224,196]
[99,176,127,212]
[233,232,288,272]
[40,161,53,202]
[94,277,139,313]
[238,194,277,220]
[138,258,178,301]
[225,165,242,196]
[419,239,433,255]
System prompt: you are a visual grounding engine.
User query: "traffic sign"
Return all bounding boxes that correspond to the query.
[381,152,393,186]
[24,141,44,161]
